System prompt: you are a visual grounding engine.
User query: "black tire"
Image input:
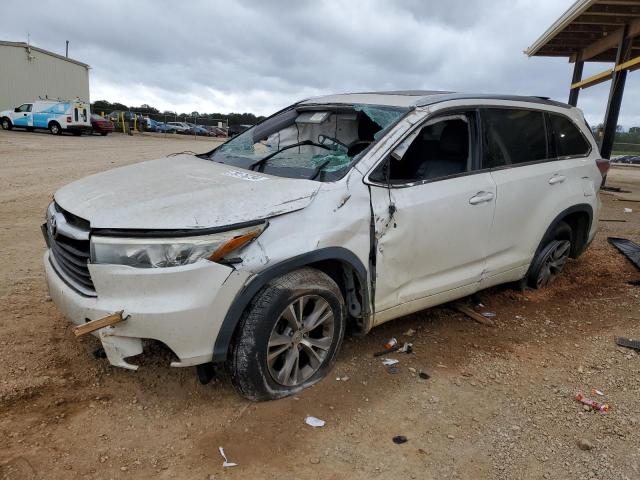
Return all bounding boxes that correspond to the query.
[527,221,573,289]
[100,132,108,136]
[227,267,346,401]
[49,122,62,135]
[1,118,12,130]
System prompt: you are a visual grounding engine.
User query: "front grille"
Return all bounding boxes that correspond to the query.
[46,204,96,296]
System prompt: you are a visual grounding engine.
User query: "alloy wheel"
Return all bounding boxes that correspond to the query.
[535,240,571,288]
[267,295,335,387]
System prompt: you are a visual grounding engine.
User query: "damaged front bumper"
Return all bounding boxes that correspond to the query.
[43,251,249,369]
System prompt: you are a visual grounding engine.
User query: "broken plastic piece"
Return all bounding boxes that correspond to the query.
[615,336,640,351]
[624,208,633,213]
[384,338,398,349]
[398,342,413,353]
[218,446,238,468]
[305,416,325,428]
[591,389,604,397]
[382,358,399,366]
[392,435,408,444]
[608,237,640,271]
[575,392,609,413]
[481,312,496,318]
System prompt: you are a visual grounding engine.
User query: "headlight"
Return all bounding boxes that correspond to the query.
[90,223,266,268]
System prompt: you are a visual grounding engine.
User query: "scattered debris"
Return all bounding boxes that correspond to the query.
[452,303,495,326]
[577,438,594,451]
[575,393,610,413]
[403,328,416,337]
[408,367,417,373]
[627,279,640,286]
[218,447,238,468]
[615,336,640,351]
[387,365,400,375]
[591,388,605,397]
[608,237,640,271]
[382,358,399,366]
[481,312,496,318]
[600,219,627,222]
[419,371,431,380]
[384,338,398,350]
[624,207,633,213]
[392,435,408,444]
[335,375,350,382]
[305,416,325,428]
[601,185,630,193]
[398,342,413,354]
[309,457,321,464]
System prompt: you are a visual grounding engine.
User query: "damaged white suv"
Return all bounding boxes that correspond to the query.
[43,91,606,400]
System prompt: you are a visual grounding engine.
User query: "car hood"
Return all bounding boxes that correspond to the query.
[54,155,321,230]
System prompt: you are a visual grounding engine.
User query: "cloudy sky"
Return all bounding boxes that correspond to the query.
[2,0,639,126]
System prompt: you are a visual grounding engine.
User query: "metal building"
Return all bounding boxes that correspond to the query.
[526,0,640,159]
[0,41,90,110]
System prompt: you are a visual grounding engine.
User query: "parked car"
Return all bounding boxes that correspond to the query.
[186,122,210,136]
[144,117,159,132]
[204,125,227,137]
[42,91,605,401]
[1,100,91,135]
[166,121,191,134]
[155,122,178,133]
[90,114,114,136]
[227,124,252,136]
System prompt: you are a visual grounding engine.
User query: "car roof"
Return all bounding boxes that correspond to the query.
[299,90,570,109]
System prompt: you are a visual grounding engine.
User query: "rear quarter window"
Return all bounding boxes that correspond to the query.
[548,113,591,158]
[481,108,548,168]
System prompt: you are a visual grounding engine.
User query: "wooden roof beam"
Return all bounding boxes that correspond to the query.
[570,16,640,62]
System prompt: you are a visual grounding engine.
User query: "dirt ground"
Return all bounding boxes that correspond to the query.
[1,129,640,480]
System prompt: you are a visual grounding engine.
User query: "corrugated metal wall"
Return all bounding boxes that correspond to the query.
[0,44,90,110]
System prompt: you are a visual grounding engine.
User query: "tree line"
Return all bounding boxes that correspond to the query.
[91,100,265,126]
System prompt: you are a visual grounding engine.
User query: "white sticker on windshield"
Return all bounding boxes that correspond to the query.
[223,170,268,182]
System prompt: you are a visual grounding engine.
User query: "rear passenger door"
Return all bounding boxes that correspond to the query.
[480,107,572,284]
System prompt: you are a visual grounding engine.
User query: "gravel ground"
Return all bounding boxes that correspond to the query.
[1,129,639,479]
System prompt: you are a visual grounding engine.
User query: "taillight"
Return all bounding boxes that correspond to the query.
[67,116,72,123]
[596,158,610,178]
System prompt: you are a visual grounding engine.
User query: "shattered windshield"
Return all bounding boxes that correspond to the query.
[208,104,408,181]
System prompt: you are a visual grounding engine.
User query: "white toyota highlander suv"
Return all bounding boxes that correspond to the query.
[43,91,606,400]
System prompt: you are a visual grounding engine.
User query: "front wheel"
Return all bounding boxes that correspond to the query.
[227,268,346,401]
[1,118,12,130]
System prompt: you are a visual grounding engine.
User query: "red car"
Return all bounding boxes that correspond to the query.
[90,114,114,136]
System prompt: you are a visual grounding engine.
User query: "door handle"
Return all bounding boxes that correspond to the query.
[548,175,566,185]
[469,191,495,205]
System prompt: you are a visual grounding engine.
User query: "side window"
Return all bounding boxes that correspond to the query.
[371,114,473,183]
[548,114,590,158]
[482,109,548,168]
[17,104,32,112]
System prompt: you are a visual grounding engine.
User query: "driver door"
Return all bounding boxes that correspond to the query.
[367,111,497,323]
[12,103,33,127]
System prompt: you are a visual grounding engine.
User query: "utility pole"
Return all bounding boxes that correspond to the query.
[65,40,69,58]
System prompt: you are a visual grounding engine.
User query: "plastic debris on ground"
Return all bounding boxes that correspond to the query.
[382,358,399,366]
[591,388,605,396]
[624,208,633,213]
[398,342,413,353]
[419,371,431,380]
[403,328,416,337]
[392,435,408,444]
[387,365,400,375]
[608,237,640,271]
[218,447,238,468]
[481,312,496,318]
[384,338,398,349]
[575,392,610,413]
[305,416,325,428]
[615,336,640,351]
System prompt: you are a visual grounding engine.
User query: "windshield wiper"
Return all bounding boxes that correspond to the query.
[248,140,330,171]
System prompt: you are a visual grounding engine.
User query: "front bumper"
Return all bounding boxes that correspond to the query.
[44,250,249,369]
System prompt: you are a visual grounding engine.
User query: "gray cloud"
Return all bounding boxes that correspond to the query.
[1,0,638,126]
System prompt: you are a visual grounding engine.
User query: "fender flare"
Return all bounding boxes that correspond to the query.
[535,203,593,258]
[212,247,370,363]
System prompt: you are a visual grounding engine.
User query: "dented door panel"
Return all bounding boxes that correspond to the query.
[370,172,496,318]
